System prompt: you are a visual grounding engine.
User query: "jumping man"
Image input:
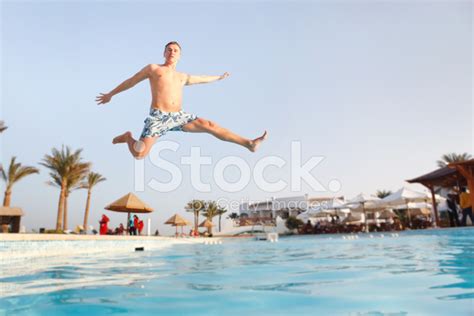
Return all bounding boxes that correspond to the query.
[96,41,267,159]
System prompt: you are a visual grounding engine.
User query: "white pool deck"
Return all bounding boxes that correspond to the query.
[0,234,220,261]
[0,233,209,242]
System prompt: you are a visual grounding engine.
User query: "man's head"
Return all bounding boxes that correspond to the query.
[164,41,181,64]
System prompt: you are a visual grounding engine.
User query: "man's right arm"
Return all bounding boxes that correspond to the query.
[96,65,152,105]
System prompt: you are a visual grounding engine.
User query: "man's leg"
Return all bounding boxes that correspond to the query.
[112,131,157,159]
[468,208,474,226]
[455,211,461,226]
[182,118,267,152]
[448,212,455,227]
[461,208,468,226]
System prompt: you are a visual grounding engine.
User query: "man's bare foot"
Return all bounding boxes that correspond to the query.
[112,131,132,144]
[248,131,268,152]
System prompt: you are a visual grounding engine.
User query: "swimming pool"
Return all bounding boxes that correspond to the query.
[1,228,473,315]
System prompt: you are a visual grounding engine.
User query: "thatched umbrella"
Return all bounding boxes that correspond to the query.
[165,214,191,236]
[104,192,154,231]
[199,219,214,235]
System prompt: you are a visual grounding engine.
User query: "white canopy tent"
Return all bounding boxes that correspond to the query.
[380,187,435,227]
[345,193,381,232]
[380,187,429,206]
[321,198,351,215]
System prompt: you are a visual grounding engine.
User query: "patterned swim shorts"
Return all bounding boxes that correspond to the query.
[140,108,198,139]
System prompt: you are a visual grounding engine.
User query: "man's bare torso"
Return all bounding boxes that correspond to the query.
[148,64,187,112]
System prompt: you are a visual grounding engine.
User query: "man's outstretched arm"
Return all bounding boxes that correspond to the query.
[96,65,152,105]
[185,72,230,86]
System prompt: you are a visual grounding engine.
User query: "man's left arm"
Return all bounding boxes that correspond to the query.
[185,72,230,85]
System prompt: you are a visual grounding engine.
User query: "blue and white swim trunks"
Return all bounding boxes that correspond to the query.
[140,108,198,139]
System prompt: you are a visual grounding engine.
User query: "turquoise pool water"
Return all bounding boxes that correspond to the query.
[1,228,473,315]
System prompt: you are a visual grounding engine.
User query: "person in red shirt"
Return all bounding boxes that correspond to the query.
[133,215,139,236]
[138,220,144,235]
[99,214,110,235]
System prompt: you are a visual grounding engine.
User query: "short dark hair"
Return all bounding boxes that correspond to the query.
[165,41,181,51]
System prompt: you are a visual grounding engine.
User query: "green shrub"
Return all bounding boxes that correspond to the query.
[45,229,63,234]
[285,216,303,231]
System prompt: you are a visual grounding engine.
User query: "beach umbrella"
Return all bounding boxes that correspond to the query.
[322,198,350,215]
[199,219,214,235]
[104,192,154,230]
[199,219,214,228]
[381,187,431,227]
[345,193,381,232]
[165,214,191,236]
[381,187,429,206]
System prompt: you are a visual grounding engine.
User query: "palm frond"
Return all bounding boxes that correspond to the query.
[376,190,392,199]
[4,156,39,190]
[82,172,106,189]
[437,152,472,168]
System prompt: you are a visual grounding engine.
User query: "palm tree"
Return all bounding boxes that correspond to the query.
[41,146,90,231]
[81,172,106,233]
[203,201,220,235]
[216,206,227,232]
[228,212,240,220]
[2,157,39,207]
[376,190,392,199]
[48,167,88,231]
[437,152,472,168]
[185,200,206,233]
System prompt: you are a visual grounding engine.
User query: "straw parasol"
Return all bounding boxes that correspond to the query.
[104,192,154,230]
[199,219,214,228]
[199,219,214,235]
[165,214,191,236]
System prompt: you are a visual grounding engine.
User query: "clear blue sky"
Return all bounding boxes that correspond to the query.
[1,1,472,234]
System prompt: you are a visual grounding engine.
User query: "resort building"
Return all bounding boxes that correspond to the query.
[239,194,344,224]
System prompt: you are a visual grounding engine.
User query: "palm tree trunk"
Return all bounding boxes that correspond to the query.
[3,189,11,207]
[56,183,66,231]
[83,190,92,233]
[194,211,199,232]
[218,214,222,232]
[63,192,69,231]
